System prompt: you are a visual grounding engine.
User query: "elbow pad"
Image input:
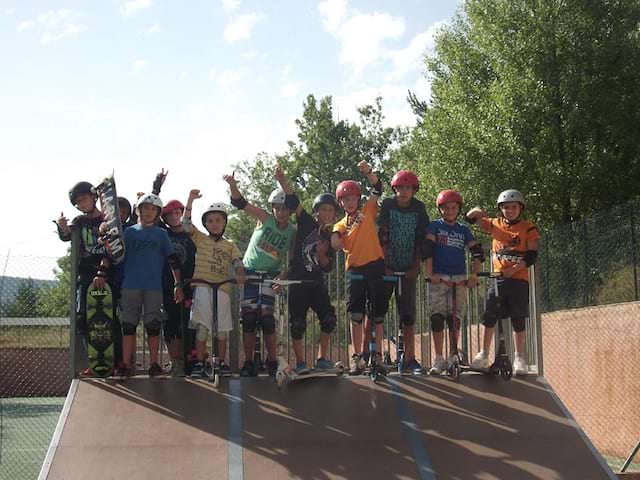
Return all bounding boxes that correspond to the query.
[370,178,383,197]
[230,196,248,210]
[284,194,300,211]
[420,239,435,260]
[470,244,485,263]
[523,250,538,266]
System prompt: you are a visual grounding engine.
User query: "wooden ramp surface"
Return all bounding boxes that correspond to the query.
[42,374,616,480]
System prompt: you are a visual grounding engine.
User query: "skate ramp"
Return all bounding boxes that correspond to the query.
[40,374,616,479]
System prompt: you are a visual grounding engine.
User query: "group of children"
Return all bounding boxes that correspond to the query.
[56,162,539,379]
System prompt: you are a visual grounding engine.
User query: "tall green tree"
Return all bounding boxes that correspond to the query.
[413,0,640,227]
[37,253,71,317]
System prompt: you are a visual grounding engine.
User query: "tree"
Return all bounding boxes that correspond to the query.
[412,0,640,228]
[3,278,40,317]
[36,253,71,317]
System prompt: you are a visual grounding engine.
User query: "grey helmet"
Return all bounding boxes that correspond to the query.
[497,189,525,207]
[202,203,228,227]
[136,193,163,209]
[268,188,286,205]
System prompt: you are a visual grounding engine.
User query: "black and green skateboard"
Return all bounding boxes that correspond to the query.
[86,284,115,377]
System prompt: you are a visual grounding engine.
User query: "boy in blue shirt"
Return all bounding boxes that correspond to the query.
[114,193,184,379]
[424,190,483,374]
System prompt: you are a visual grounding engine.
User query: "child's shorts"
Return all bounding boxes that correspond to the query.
[120,289,163,326]
[240,271,276,314]
[190,285,233,333]
[483,278,529,332]
[428,275,468,320]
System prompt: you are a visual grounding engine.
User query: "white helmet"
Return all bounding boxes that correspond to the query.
[136,193,163,209]
[268,188,286,205]
[202,203,228,227]
[497,189,525,207]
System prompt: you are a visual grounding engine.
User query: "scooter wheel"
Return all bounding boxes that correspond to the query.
[500,358,512,380]
[397,353,405,374]
[335,362,345,375]
[369,366,378,382]
[276,371,286,388]
[451,363,460,380]
[213,373,220,388]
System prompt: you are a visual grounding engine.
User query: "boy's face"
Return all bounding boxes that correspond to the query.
[163,208,183,228]
[139,203,159,225]
[500,201,522,221]
[272,204,291,223]
[75,193,96,213]
[119,205,129,223]
[316,204,337,226]
[339,195,359,214]
[439,202,460,222]
[205,212,226,235]
[394,185,415,205]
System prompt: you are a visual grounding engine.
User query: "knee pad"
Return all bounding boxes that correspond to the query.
[350,312,364,325]
[290,318,306,340]
[373,316,385,325]
[320,313,337,334]
[145,320,161,337]
[400,314,415,327]
[482,310,499,328]
[195,324,209,342]
[430,313,445,333]
[446,314,460,331]
[261,314,276,335]
[241,311,257,333]
[122,322,137,336]
[511,317,526,333]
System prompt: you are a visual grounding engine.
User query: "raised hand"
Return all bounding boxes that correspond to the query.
[188,189,202,202]
[56,212,69,231]
[274,164,285,183]
[357,160,371,174]
[222,171,238,187]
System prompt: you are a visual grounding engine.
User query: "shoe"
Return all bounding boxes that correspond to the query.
[361,351,370,364]
[240,360,256,377]
[349,354,363,375]
[374,353,388,375]
[429,355,447,374]
[220,361,231,375]
[402,358,423,375]
[148,362,163,378]
[294,361,308,374]
[170,359,185,377]
[112,365,125,380]
[80,367,95,378]
[315,358,333,370]
[471,351,490,370]
[190,361,207,378]
[447,354,459,369]
[267,360,278,377]
[513,354,528,376]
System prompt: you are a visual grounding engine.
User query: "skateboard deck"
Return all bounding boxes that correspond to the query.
[86,284,114,377]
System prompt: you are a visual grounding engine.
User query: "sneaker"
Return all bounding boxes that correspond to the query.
[361,351,370,364]
[80,367,95,378]
[513,354,528,376]
[240,360,255,377]
[190,361,207,378]
[373,353,388,375]
[294,361,308,374]
[349,354,363,375]
[429,355,447,374]
[315,358,333,370]
[471,351,490,370]
[447,354,458,369]
[148,362,163,378]
[220,361,231,375]
[170,359,185,377]
[112,365,126,380]
[267,360,278,377]
[402,358,423,375]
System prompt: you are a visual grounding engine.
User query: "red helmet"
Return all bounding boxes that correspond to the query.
[391,170,419,191]
[335,180,362,200]
[162,199,185,217]
[436,190,463,207]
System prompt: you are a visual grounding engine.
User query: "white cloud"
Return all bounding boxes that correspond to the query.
[17,20,35,31]
[280,81,303,98]
[120,0,153,18]
[138,23,160,35]
[334,85,416,127]
[217,69,243,88]
[222,0,240,12]
[223,13,266,43]
[386,22,443,81]
[132,59,148,75]
[318,1,405,76]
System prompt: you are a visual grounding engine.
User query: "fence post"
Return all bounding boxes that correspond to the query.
[69,229,80,379]
[630,208,639,301]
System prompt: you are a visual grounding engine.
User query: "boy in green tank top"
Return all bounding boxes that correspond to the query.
[224,171,296,376]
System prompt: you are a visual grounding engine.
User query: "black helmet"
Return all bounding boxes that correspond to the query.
[312,193,339,213]
[69,181,95,206]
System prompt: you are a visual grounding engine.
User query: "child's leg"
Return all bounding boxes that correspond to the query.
[313,286,336,361]
[163,296,180,361]
[289,283,310,364]
[429,282,448,357]
[216,290,234,363]
[370,265,390,354]
[218,332,228,362]
[120,289,142,368]
[346,269,367,355]
[142,291,163,365]
[398,278,417,360]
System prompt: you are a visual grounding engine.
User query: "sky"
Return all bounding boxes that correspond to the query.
[0,0,461,277]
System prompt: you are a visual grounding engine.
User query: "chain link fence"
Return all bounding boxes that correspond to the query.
[0,253,70,480]
[539,198,640,473]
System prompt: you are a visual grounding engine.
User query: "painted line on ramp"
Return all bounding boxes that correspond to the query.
[228,378,244,480]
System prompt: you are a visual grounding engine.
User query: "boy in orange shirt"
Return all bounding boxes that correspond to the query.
[331,161,387,375]
[466,189,539,375]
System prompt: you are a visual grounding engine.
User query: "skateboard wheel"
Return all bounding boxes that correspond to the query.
[276,371,286,388]
[334,362,345,375]
[213,373,220,388]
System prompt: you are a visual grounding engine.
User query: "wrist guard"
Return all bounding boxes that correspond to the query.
[523,250,538,266]
[284,194,300,211]
[470,243,485,263]
[370,177,383,197]
[230,196,248,210]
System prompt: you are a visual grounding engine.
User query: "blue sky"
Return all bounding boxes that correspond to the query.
[0,0,460,272]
